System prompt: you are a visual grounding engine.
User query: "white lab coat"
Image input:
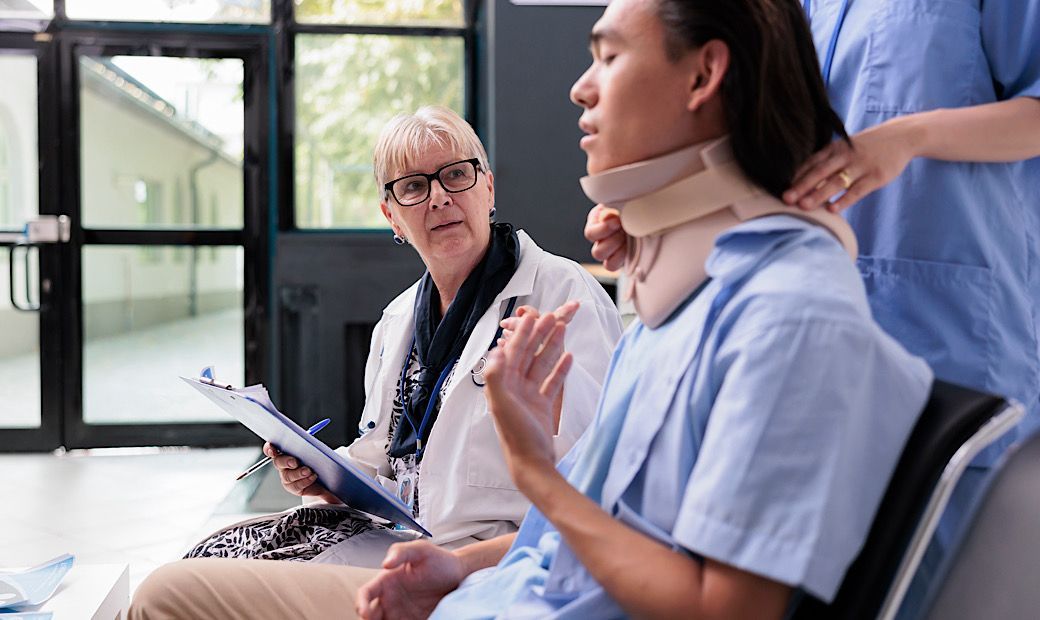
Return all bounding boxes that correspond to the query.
[340,231,622,547]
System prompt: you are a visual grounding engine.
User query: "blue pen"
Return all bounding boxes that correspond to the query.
[235,418,331,481]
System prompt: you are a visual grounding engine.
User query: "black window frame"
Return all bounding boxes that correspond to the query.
[0,0,481,450]
[275,0,479,232]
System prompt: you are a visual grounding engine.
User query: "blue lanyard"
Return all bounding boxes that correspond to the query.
[399,296,518,457]
[803,0,852,87]
[399,341,455,459]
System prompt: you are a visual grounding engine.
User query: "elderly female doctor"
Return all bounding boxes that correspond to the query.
[184,105,622,564]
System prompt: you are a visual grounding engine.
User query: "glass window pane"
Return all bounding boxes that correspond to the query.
[0,0,53,19]
[0,249,40,428]
[83,245,244,425]
[65,0,268,23]
[80,56,244,229]
[295,0,463,27]
[0,55,38,230]
[295,34,464,229]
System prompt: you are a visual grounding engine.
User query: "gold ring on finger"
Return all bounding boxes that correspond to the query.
[837,169,853,190]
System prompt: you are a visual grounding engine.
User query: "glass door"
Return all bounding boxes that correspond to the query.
[0,34,63,452]
[60,33,268,448]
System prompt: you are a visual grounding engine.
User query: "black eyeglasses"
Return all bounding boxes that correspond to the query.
[384,158,483,207]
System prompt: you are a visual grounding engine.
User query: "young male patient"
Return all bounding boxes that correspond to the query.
[129,1,932,618]
[356,1,932,618]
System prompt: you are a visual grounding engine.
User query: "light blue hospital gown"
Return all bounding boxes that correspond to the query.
[431,215,933,619]
[806,0,1040,459]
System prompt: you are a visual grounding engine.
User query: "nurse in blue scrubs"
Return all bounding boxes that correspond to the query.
[780,1,1040,615]
[785,0,1040,455]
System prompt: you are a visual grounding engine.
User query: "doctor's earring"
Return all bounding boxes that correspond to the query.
[489,207,496,218]
[393,233,406,245]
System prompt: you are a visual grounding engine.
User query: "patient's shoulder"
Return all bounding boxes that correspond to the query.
[710,216,874,334]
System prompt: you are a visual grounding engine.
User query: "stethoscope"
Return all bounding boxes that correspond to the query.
[471,296,518,387]
[802,0,853,88]
[397,296,518,457]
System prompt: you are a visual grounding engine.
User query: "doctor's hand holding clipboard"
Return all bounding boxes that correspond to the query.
[262,440,344,506]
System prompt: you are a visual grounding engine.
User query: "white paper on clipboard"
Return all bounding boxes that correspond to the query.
[181,376,430,536]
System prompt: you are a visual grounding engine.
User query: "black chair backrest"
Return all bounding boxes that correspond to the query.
[923,429,1040,620]
[790,380,1008,620]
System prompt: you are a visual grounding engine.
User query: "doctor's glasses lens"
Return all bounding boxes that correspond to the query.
[389,159,479,206]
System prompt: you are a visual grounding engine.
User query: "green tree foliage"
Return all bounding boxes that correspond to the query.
[295,0,463,26]
[294,0,465,228]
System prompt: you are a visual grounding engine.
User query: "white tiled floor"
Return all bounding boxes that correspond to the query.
[0,447,269,593]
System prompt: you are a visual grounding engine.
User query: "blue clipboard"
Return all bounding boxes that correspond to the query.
[181,376,431,537]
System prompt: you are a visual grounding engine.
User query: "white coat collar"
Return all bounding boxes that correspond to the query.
[382,230,542,318]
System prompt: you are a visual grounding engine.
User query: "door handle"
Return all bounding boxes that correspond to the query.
[2,215,69,313]
[8,244,43,312]
[25,215,71,244]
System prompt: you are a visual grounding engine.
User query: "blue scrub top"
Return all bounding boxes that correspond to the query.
[430,216,932,619]
[807,0,1040,462]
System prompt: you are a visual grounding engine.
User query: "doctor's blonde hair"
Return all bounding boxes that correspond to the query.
[373,106,490,195]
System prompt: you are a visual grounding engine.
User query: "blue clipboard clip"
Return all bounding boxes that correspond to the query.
[199,365,232,390]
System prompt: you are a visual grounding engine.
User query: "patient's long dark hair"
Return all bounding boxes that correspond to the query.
[656,0,849,198]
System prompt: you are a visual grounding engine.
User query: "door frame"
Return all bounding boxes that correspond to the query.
[59,27,269,448]
[0,25,274,450]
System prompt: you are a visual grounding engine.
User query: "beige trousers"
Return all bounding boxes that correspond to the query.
[129,558,379,619]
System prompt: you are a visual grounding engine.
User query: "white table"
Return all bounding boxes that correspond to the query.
[15,564,129,620]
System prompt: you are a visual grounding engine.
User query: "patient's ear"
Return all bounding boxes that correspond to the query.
[687,39,730,114]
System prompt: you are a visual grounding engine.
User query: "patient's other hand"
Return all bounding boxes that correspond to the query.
[356,541,465,620]
[584,204,627,271]
[263,442,341,504]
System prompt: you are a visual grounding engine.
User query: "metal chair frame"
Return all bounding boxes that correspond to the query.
[876,401,1025,620]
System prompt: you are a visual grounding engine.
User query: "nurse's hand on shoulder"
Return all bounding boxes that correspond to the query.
[263,442,341,504]
[355,540,465,620]
[484,311,572,487]
[784,118,919,213]
[585,205,626,271]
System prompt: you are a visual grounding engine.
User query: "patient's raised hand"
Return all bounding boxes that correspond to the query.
[356,540,465,620]
[263,442,341,504]
[499,300,580,340]
[484,311,573,489]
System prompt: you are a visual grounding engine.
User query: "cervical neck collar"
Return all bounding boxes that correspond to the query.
[580,137,858,328]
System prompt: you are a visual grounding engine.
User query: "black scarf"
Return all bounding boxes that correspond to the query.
[389,222,521,458]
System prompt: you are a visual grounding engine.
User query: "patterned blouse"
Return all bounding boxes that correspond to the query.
[386,345,457,520]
